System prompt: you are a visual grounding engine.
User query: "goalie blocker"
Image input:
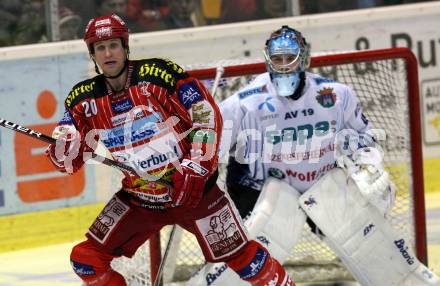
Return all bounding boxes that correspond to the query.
[300,168,440,286]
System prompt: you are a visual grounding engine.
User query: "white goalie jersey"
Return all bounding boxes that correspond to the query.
[219,71,371,194]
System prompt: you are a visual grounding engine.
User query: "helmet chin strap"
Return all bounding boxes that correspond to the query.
[289,72,306,100]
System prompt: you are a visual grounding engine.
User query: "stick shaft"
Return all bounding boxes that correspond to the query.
[0,118,171,186]
[153,225,177,286]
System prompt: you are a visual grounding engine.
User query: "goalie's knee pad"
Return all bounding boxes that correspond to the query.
[299,168,440,286]
[70,239,126,286]
[227,240,294,286]
[244,177,306,262]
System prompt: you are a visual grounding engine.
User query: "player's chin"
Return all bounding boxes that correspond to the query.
[103,67,121,77]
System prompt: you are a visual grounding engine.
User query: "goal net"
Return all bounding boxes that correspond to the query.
[111,48,427,285]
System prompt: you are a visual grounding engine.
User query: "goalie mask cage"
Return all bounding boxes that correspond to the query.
[111,47,427,285]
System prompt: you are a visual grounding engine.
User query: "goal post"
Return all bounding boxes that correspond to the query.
[112,47,427,285]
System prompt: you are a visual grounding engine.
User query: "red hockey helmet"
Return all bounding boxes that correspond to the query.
[84,14,129,53]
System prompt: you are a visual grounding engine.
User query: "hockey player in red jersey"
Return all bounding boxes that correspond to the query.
[46,14,294,286]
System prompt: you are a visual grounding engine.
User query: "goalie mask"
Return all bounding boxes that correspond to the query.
[264,26,310,98]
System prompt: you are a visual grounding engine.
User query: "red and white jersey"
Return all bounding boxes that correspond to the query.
[220,72,370,193]
[57,58,222,203]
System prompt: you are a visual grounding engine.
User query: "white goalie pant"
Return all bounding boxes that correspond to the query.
[299,168,440,286]
[186,178,306,286]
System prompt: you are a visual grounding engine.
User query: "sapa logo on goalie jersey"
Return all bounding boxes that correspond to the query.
[265,121,331,145]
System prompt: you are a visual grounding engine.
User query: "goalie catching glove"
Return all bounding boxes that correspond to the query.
[337,147,396,215]
[171,158,210,207]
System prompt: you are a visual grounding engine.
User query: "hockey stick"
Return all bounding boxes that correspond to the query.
[0,118,171,186]
[153,225,177,286]
[211,65,225,101]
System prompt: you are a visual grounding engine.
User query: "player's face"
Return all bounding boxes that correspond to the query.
[93,38,126,77]
[269,53,300,73]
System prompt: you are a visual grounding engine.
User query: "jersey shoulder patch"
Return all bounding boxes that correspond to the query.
[236,73,271,101]
[133,58,188,93]
[312,75,335,85]
[65,77,102,108]
[238,84,268,100]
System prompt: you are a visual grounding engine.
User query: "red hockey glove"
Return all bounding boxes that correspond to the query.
[45,125,83,173]
[171,159,210,208]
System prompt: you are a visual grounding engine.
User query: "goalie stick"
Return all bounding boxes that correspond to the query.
[153,225,177,286]
[0,118,171,187]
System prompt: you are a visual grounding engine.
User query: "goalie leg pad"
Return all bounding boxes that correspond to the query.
[244,177,306,262]
[186,178,305,285]
[70,239,127,286]
[299,168,439,286]
[399,264,440,285]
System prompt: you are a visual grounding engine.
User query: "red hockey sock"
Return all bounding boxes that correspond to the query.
[70,240,127,286]
[226,240,295,286]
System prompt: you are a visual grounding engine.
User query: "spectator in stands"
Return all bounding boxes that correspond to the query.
[59,7,82,41]
[126,0,166,31]
[357,0,382,8]
[161,0,198,29]
[302,0,356,14]
[219,0,258,24]
[258,0,291,18]
[200,0,222,24]
[96,0,126,16]
[59,0,95,32]
[381,0,423,4]
[220,0,292,24]
[95,0,144,32]
[14,0,48,45]
[0,0,20,15]
[0,0,20,46]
